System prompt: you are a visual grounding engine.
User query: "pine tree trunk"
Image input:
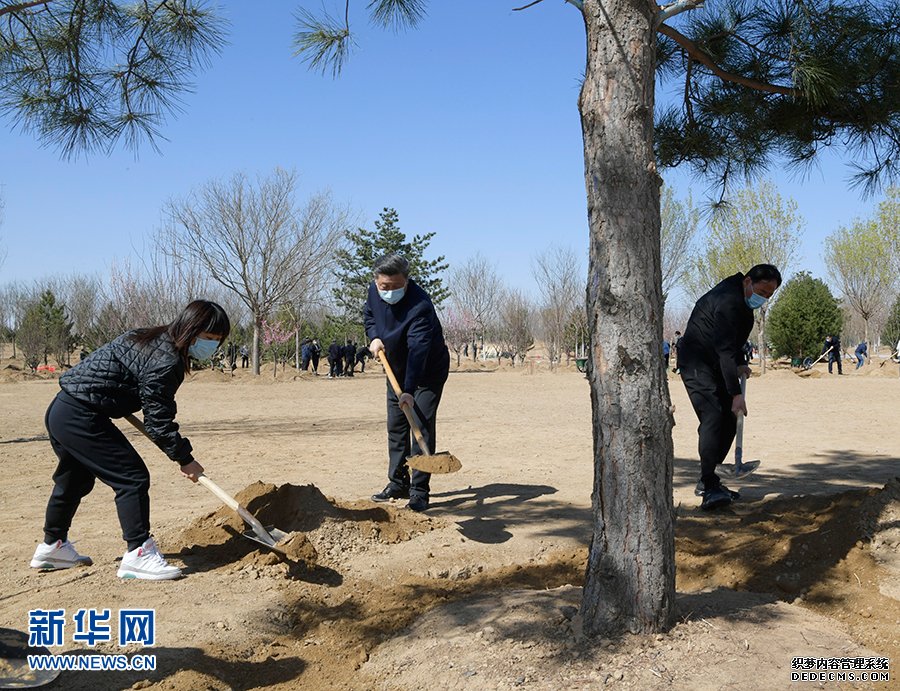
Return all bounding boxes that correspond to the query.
[579,0,676,636]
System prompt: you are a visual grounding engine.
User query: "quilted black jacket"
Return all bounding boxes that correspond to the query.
[59,331,194,465]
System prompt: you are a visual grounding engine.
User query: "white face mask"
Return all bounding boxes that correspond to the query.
[378,286,406,305]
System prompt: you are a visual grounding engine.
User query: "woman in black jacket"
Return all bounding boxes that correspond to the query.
[30,300,230,580]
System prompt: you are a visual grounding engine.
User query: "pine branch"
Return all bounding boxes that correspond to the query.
[656,0,704,27]
[658,23,797,96]
[0,0,52,18]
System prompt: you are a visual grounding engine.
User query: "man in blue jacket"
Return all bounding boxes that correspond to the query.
[678,264,781,510]
[364,253,450,512]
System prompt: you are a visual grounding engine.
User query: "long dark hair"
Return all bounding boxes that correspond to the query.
[130,300,231,372]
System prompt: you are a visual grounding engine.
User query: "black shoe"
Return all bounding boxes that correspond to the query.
[371,485,409,502]
[407,496,429,512]
[700,486,732,510]
[696,481,740,499]
[723,485,740,500]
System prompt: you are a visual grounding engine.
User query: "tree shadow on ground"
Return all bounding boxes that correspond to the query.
[282,552,587,648]
[429,483,592,545]
[51,645,306,690]
[674,483,880,599]
[674,449,900,502]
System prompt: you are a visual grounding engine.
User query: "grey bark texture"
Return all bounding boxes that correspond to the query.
[579,0,676,635]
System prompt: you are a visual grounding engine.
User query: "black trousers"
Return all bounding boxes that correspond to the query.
[385,379,445,499]
[680,361,736,491]
[828,353,842,374]
[43,392,152,551]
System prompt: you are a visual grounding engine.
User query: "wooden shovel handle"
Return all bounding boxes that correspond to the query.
[196,475,273,544]
[376,350,432,456]
[123,413,273,544]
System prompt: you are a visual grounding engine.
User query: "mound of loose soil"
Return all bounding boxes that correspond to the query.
[862,364,900,377]
[797,368,824,378]
[859,478,900,600]
[167,482,438,578]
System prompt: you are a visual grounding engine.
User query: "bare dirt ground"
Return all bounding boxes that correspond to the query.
[1,352,899,690]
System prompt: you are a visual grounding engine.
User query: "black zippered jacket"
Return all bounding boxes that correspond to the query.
[677,273,753,396]
[58,331,194,464]
[364,279,450,394]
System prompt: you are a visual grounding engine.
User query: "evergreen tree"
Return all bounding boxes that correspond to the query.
[768,272,842,359]
[34,290,72,367]
[333,208,449,323]
[17,301,44,373]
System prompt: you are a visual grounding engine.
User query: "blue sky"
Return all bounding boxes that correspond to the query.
[0,1,886,308]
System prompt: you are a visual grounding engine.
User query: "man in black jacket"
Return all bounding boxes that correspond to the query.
[343,341,356,376]
[355,345,372,373]
[824,335,843,374]
[364,253,450,512]
[677,264,781,510]
[327,340,343,378]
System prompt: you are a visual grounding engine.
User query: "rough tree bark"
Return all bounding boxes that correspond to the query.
[579,0,676,635]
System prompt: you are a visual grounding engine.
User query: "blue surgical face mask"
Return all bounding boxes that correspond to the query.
[745,292,767,310]
[189,337,220,360]
[378,286,406,305]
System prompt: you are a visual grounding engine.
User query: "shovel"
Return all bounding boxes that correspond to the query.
[720,373,760,480]
[376,351,461,474]
[124,414,289,555]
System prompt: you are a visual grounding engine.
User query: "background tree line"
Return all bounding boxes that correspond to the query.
[5,179,899,373]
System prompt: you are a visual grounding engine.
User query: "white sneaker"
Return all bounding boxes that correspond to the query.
[30,539,93,569]
[117,538,182,580]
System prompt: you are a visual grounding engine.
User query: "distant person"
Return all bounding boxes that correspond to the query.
[310,339,321,374]
[743,340,754,362]
[30,300,230,580]
[824,335,843,374]
[343,341,356,376]
[855,341,867,369]
[662,339,671,369]
[677,264,782,510]
[300,339,312,372]
[355,345,372,373]
[672,330,683,373]
[327,340,343,378]
[240,344,249,369]
[365,253,450,513]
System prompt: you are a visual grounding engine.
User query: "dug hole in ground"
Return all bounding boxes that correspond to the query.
[0,355,898,690]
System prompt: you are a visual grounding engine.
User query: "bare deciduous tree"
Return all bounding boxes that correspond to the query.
[160,168,347,374]
[440,307,474,367]
[449,254,501,360]
[495,289,534,366]
[532,246,581,369]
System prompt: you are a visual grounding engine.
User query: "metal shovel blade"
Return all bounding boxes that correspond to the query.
[241,526,290,555]
[406,451,462,474]
[719,459,761,479]
[0,628,61,688]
